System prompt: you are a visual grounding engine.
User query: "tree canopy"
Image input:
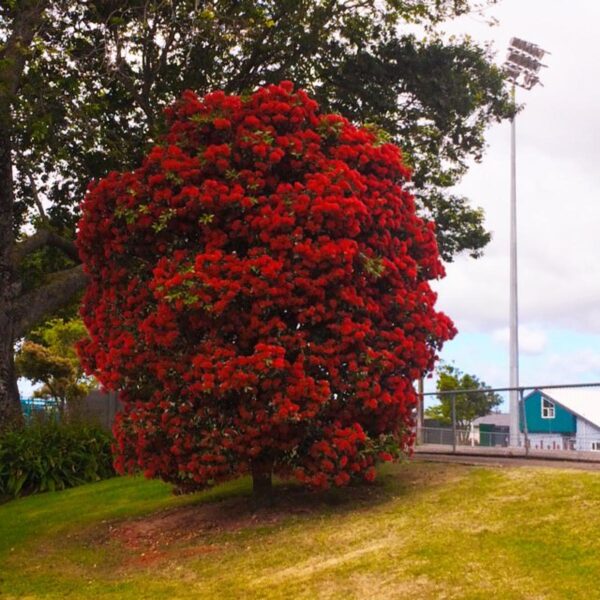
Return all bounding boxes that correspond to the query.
[427,363,502,431]
[15,318,94,415]
[8,0,510,254]
[77,83,456,492]
[1,0,511,427]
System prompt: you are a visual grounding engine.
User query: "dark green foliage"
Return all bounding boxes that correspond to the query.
[427,363,503,428]
[1,0,513,428]
[321,34,512,259]
[0,421,114,499]
[8,0,512,262]
[16,318,95,415]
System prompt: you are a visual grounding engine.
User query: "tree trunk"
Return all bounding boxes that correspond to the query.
[0,0,72,429]
[0,329,22,430]
[251,458,273,499]
[0,117,86,428]
[0,122,22,429]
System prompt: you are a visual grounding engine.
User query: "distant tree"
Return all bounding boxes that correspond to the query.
[426,363,502,441]
[77,83,456,495]
[1,0,511,427]
[15,318,94,416]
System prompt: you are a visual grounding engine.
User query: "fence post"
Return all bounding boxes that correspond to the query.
[451,393,457,454]
[520,388,529,456]
[416,378,424,445]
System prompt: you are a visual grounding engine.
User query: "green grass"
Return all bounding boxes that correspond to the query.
[2,462,600,599]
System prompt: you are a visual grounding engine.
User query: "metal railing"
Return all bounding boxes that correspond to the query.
[416,382,600,457]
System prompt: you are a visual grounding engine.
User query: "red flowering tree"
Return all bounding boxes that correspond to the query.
[77,82,455,495]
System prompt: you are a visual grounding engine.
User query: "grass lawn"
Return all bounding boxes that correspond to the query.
[1,461,600,599]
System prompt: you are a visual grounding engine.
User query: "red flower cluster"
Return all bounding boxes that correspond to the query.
[77,82,455,491]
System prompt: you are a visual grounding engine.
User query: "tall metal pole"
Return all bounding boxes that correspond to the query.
[509,84,520,447]
[503,37,548,447]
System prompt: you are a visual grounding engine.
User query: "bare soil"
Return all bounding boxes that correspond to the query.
[98,483,387,569]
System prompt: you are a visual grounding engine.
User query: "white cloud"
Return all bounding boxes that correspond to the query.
[545,349,600,379]
[492,326,548,355]
[433,145,600,336]
[427,1,600,389]
[430,0,600,340]
[518,348,600,387]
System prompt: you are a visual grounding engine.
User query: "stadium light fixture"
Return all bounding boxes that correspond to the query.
[503,37,549,447]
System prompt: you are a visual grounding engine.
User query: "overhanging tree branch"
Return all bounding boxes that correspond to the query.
[25,167,49,223]
[14,264,87,338]
[0,1,48,97]
[13,229,80,264]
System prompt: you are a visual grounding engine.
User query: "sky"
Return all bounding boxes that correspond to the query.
[427,0,600,398]
[18,1,600,402]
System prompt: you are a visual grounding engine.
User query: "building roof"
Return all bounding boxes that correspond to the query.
[539,388,600,429]
[472,413,510,427]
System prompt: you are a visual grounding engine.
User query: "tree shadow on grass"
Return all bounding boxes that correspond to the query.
[97,461,463,566]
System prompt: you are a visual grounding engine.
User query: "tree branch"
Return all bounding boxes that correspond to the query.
[13,229,80,264]
[25,167,48,222]
[0,1,48,98]
[14,264,87,339]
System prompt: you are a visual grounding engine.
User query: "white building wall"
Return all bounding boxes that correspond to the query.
[575,417,600,451]
[527,433,567,451]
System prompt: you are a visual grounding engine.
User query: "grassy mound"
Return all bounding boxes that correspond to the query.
[1,461,599,599]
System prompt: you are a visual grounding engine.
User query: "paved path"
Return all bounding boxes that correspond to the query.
[414,452,600,471]
[415,443,600,462]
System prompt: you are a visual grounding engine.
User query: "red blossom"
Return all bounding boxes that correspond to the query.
[213,117,231,130]
[77,82,455,492]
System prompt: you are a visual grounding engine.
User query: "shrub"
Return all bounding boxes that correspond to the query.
[77,82,455,493]
[0,421,115,498]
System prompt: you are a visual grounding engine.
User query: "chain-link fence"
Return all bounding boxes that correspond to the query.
[416,382,600,458]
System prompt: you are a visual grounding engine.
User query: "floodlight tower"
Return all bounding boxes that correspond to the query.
[503,38,548,447]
